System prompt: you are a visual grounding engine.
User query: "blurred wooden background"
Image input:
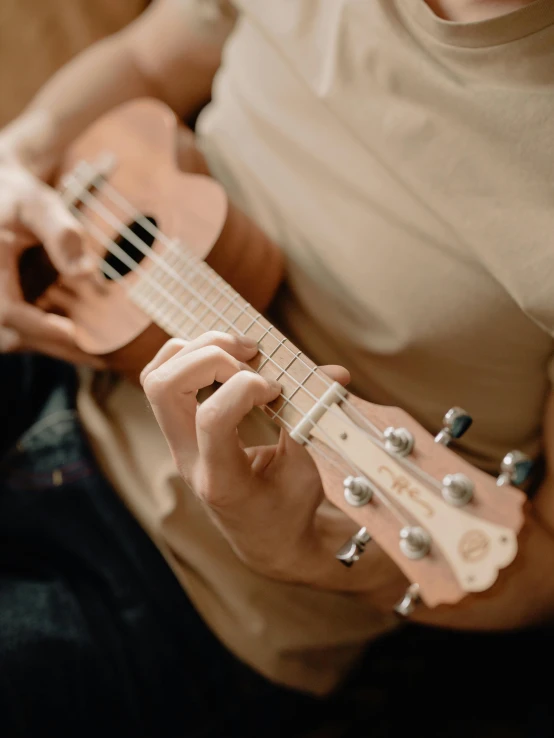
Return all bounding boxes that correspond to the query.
[0,0,148,126]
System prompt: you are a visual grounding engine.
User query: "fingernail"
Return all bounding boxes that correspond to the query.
[268,379,282,393]
[73,253,96,273]
[239,362,254,372]
[240,335,258,348]
[63,250,95,276]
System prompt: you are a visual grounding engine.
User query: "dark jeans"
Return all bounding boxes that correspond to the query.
[0,354,320,738]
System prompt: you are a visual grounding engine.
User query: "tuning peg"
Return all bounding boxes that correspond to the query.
[434,407,473,446]
[496,450,533,487]
[343,476,374,507]
[441,473,474,507]
[399,526,431,559]
[394,583,421,617]
[335,528,372,567]
[384,426,415,457]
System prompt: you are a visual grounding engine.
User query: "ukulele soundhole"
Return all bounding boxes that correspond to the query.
[103,216,158,280]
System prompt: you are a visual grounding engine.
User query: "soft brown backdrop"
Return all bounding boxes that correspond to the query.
[0,0,148,126]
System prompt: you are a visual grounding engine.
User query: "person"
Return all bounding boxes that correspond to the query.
[1,0,554,735]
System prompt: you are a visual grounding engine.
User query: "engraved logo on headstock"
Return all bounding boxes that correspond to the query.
[458,530,490,563]
[378,465,434,518]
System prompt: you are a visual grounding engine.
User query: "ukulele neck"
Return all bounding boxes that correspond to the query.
[127,240,343,437]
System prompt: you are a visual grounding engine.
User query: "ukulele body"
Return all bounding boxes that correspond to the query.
[30,99,284,380]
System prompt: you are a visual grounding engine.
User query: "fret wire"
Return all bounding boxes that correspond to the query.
[257,337,288,372]
[220,289,245,329]
[175,248,230,310]
[273,364,318,419]
[141,248,222,340]
[289,365,318,400]
[229,302,253,328]
[242,311,263,335]
[271,393,294,419]
[165,245,229,330]
[274,350,303,381]
[182,265,220,307]
[204,285,241,331]
[167,240,211,287]
[169,314,193,337]
[190,272,230,328]
[257,325,274,344]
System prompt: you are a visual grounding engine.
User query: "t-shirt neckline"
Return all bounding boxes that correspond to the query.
[400,0,554,47]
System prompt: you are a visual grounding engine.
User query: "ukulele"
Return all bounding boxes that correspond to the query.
[20,98,529,617]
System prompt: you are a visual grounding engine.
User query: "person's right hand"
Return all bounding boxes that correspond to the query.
[0,144,103,366]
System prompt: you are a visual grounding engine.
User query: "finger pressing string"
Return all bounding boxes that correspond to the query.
[140,332,258,386]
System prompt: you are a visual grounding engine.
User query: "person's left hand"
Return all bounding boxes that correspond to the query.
[140,331,352,583]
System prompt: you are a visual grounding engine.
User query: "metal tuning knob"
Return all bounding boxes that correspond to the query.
[343,476,373,507]
[394,583,421,618]
[496,450,533,488]
[399,526,431,560]
[441,473,474,507]
[336,528,372,567]
[434,407,473,446]
[384,427,415,457]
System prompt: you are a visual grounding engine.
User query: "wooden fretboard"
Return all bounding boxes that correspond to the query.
[128,241,333,435]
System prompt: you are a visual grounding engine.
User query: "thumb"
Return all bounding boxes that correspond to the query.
[320,364,350,386]
[18,179,95,276]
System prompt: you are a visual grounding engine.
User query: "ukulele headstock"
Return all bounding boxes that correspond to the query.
[304,390,529,615]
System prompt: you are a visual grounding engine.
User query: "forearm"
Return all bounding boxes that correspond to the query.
[1,38,158,179]
[0,0,231,179]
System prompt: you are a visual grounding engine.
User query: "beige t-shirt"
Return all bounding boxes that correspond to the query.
[78,0,554,695]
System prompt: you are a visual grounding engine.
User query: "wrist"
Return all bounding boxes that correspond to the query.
[0,109,63,181]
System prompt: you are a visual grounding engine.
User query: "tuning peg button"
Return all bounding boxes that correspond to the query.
[343,476,373,507]
[384,427,415,457]
[394,583,421,617]
[496,450,533,487]
[435,407,473,446]
[441,473,474,506]
[335,528,372,567]
[399,526,431,559]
